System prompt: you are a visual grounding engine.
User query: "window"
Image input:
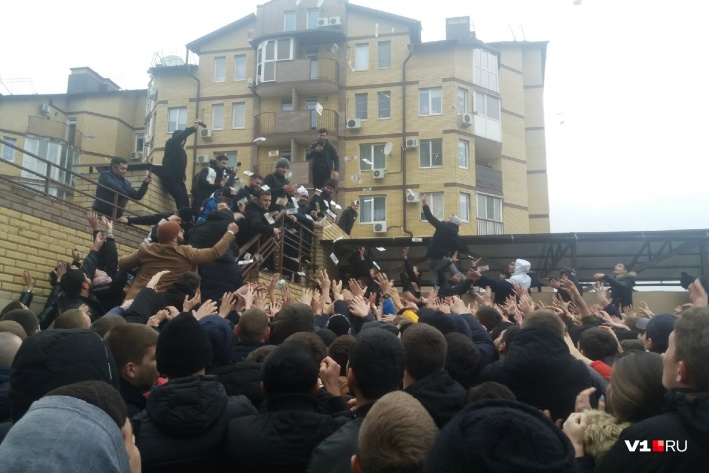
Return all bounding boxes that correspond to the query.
[281,98,293,112]
[477,193,504,235]
[211,104,224,130]
[378,41,391,68]
[419,87,442,115]
[214,56,226,82]
[377,91,391,119]
[307,9,319,29]
[459,193,471,222]
[457,88,469,113]
[355,93,368,120]
[421,192,444,221]
[232,102,246,129]
[1,137,17,162]
[256,38,293,83]
[234,55,246,81]
[360,196,386,223]
[168,107,187,132]
[355,44,369,71]
[419,139,442,168]
[284,11,296,31]
[458,139,469,168]
[473,48,499,92]
[359,143,386,171]
[134,134,144,153]
[21,137,79,199]
[474,92,501,141]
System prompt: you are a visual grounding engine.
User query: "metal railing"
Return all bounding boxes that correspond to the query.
[0,138,165,220]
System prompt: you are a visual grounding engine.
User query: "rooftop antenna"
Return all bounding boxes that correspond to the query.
[508,25,517,41]
[520,25,526,41]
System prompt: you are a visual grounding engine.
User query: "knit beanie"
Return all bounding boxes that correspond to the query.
[424,399,576,473]
[156,221,182,244]
[276,158,290,169]
[156,313,213,378]
[326,314,351,337]
[199,315,234,366]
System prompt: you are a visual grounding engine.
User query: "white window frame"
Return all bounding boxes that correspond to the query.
[256,38,294,83]
[360,195,386,224]
[1,137,17,162]
[134,133,145,153]
[378,41,391,69]
[167,107,187,133]
[283,11,296,31]
[459,192,471,222]
[476,193,503,221]
[355,44,369,71]
[233,54,246,81]
[474,91,501,142]
[377,91,391,119]
[214,56,226,82]
[458,139,469,169]
[359,143,386,172]
[232,102,246,129]
[473,48,499,92]
[211,104,224,130]
[457,87,469,114]
[307,9,319,29]
[281,98,293,112]
[421,192,444,221]
[419,87,442,116]
[419,139,443,168]
[355,93,368,120]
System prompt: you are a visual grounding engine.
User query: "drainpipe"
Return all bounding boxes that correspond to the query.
[401,44,414,237]
[187,48,201,181]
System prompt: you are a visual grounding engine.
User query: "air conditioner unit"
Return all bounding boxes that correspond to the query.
[197,155,211,164]
[247,78,255,88]
[407,192,420,203]
[39,103,51,114]
[200,128,212,140]
[459,112,473,127]
[329,16,342,25]
[373,168,385,179]
[318,18,329,27]
[405,138,419,148]
[346,118,362,130]
[373,222,387,233]
[129,151,143,161]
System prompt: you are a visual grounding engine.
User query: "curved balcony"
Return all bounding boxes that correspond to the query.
[255,108,338,146]
[254,57,339,98]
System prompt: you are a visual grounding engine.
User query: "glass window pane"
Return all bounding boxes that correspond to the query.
[378,41,391,68]
[214,57,226,82]
[359,144,372,171]
[373,144,386,169]
[378,91,390,119]
[277,39,291,60]
[266,41,275,60]
[212,104,224,130]
[355,44,369,70]
[419,89,428,115]
[431,88,442,114]
[1,137,16,162]
[419,141,430,167]
[373,197,386,221]
[234,55,246,80]
[432,140,442,166]
[284,11,296,31]
[232,102,245,128]
[486,96,500,120]
[458,140,468,168]
[307,9,319,29]
[355,93,368,119]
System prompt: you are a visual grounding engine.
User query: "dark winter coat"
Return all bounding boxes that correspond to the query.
[206,360,265,408]
[337,206,357,235]
[238,201,276,247]
[481,325,593,422]
[161,127,197,179]
[603,272,636,308]
[232,341,264,362]
[225,393,349,473]
[473,275,516,305]
[119,376,148,419]
[133,374,256,473]
[0,366,10,423]
[422,204,469,259]
[405,370,467,428]
[192,160,226,204]
[306,139,339,175]
[92,169,149,218]
[263,171,292,209]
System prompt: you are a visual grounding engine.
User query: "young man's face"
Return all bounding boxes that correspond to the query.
[324,185,335,195]
[112,163,128,177]
[614,263,628,275]
[318,132,327,142]
[260,195,272,209]
[132,346,158,390]
[251,178,263,190]
[277,166,288,176]
[216,159,228,170]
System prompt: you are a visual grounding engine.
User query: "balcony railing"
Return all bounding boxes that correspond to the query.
[475,165,503,193]
[256,108,338,137]
[477,218,504,235]
[28,116,83,149]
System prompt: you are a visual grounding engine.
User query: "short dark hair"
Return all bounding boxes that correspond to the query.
[104,324,158,370]
[1,301,25,317]
[402,323,447,381]
[489,321,514,341]
[247,344,276,363]
[110,157,127,167]
[350,329,405,400]
[90,314,126,339]
[54,309,90,330]
[317,128,328,134]
[444,333,482,389]
[262,341,318,397]
[475,306,503,332]
[501,325,521,348]
[673,307,709,391]
[216,154,228,162]
[1,309,39,337]
[284,332,327,365]
[522,309,565,337]
[60,268,86,297]
[579,328,617,361]
[328,334,356,377]
[237,308,269,342]
[465,381,516,404]
[46,380,126,429]
[250,173,263,182]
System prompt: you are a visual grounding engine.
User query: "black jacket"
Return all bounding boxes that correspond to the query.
[306,139,339,173]
[481,325,593,422]
[337,206,357,235]
[263,171,292,209]
[589,389,709,473]
[473,275,516,305]
[161,127,197,179]
[92,170,149,218]
[206,361,265,408]
[232,340,264,362]
[603,272,636,309]
[192,161,226,203]
[0,366,10,423]
[225,393,349,473]
[422,204,469,259]
[405,370,467,429]
[133,375,256,473]
[238,201,276,246]
[119,376,147,418]
[306,192,334,220]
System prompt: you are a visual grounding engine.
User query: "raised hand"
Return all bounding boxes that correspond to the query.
[219,292,237,318]
[54,261,69,283]
[21,270,36,291]
[193,299,217,320]
[182,289,201,312]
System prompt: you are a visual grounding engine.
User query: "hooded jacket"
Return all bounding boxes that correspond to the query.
[506,259,532,289]
[481,325,593,422]
[133,374,256,473]
[161,127,197,179]
[405,369,467,429]
[422,204,469,259]
[192,160,226,204]
[592,389,709,473]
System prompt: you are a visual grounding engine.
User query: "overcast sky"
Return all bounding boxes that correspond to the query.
[3,0,708,233]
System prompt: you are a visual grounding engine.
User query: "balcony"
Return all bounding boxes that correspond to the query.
[254,57,339,98]
[27,116,83,149]
[255,108,339,146]
[475,165,503,194]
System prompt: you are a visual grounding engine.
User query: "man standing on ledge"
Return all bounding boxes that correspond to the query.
[151,119,204,211]
[306,128,339,190]
[92,157,151,219]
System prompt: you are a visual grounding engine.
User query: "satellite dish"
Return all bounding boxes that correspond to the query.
[383,142,393,155]
[317,0,325,7]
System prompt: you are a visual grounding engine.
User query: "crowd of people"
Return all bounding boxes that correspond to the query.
[0,127,707,472]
